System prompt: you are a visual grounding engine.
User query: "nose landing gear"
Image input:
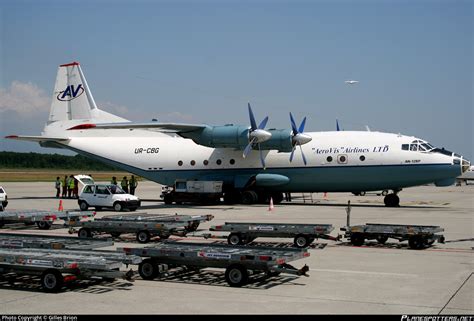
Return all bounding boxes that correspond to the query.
[384,191,400,207]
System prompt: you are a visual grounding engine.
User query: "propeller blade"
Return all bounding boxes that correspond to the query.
[298,117,307,133]
[258,144,266,169]
[336,119,340,131]
[299,144,307,165]
[289,112,298,134]
[243,137,257,158]
[248,103,257,130]
[258,116,269,130]
[289,146,296,163]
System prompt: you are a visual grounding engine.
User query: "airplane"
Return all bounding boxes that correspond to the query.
[345,80,359,85]
[5,62,471,207]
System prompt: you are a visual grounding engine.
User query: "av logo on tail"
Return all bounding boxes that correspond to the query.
[57,84,84,101]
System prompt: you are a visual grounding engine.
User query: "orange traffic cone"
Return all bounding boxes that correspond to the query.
[58,200,64,211]
[268,197,274,211]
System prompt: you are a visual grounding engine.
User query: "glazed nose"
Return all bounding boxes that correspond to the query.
[461,157,470,173]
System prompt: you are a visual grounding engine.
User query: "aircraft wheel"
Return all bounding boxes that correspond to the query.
[241,191,258,204]
[271,192,284,204]
[384,193,400,207]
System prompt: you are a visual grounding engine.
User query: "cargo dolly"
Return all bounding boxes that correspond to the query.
[99,213,214,232]
[0,247,141,292]
[207,222,338,248]
[0,233,114,250]
[69,215,199,243]
[0,210,95,230]
[120,241,310,287]
[340,201,445,249]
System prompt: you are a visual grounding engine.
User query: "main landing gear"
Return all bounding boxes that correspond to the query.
[383,190,401,207]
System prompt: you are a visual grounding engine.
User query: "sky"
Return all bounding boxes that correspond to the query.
[0,0,472,160]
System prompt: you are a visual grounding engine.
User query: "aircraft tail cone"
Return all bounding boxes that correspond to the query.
[58,200,64,211]
[268,197,274,211]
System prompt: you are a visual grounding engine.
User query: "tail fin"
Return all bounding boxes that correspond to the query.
[47,62,127,124]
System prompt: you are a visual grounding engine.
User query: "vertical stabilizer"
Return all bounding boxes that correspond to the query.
[47,62,127,125]
[48,62,95,123]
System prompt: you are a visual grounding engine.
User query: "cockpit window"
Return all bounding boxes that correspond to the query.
[404,140,435,153]
[410,144,418,151]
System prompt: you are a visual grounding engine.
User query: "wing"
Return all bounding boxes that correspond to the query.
[68,122,209,133]
[5,135,70,143]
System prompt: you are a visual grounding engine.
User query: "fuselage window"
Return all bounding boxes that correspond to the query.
[359,155,365,161]
[203,160,209,166]
[402,144,409,151]
[337,154,347,164]
[230,159,235,165]
[178,160,183,166]
[216,159,222,165]
[190,160,196,166]
[326,156,333,162]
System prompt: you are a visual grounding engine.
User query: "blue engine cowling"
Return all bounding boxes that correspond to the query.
[181,125,294,152]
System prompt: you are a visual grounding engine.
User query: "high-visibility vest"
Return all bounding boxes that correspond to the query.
[68,179,75,189]
[121,179,128,188]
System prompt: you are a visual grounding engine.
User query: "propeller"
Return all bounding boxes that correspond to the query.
[289,113,312,165]
[242,103,272,169]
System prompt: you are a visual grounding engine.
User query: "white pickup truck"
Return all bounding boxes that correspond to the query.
[76,175,141,212]
[0,186,7,211]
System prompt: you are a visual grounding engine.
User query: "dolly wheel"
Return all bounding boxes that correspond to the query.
[350,233,365,246]
[41,269,64,293]
[225,264,249,287]
[138,259,158,280]
[227,233,243,245]
[294,234,309,248]
[136,230,151,243]
[78,228,92,238]
[408,236,425,250]
[376,235,388,244]
[37,221,52,230]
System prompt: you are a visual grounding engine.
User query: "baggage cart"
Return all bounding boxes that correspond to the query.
[0,210,95,230]
[0,233,113,250]
[0,247,141,292]
[208,222,337,247]
[69,215,196,243]
[119,241,310,287]
[340,201,445,249]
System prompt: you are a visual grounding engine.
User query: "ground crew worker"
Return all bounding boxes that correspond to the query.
[130,175,138,195]
[73,177,79,198]
[68,175,74,198]
[55,177,61,198]
[62,175,68,198]
[111,176,118,185]
[121,176,129,193]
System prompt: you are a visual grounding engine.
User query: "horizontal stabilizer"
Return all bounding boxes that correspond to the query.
[5,135,69,143]
[75,122,209,133]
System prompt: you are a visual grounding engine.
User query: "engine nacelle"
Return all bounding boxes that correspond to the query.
[181,125,249,149]
[181,125,294,152]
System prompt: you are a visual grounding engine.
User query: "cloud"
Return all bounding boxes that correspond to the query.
[0,81,50,116]
[97,101,130,117]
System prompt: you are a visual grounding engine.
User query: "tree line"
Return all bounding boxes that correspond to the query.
[0,151,119,171]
